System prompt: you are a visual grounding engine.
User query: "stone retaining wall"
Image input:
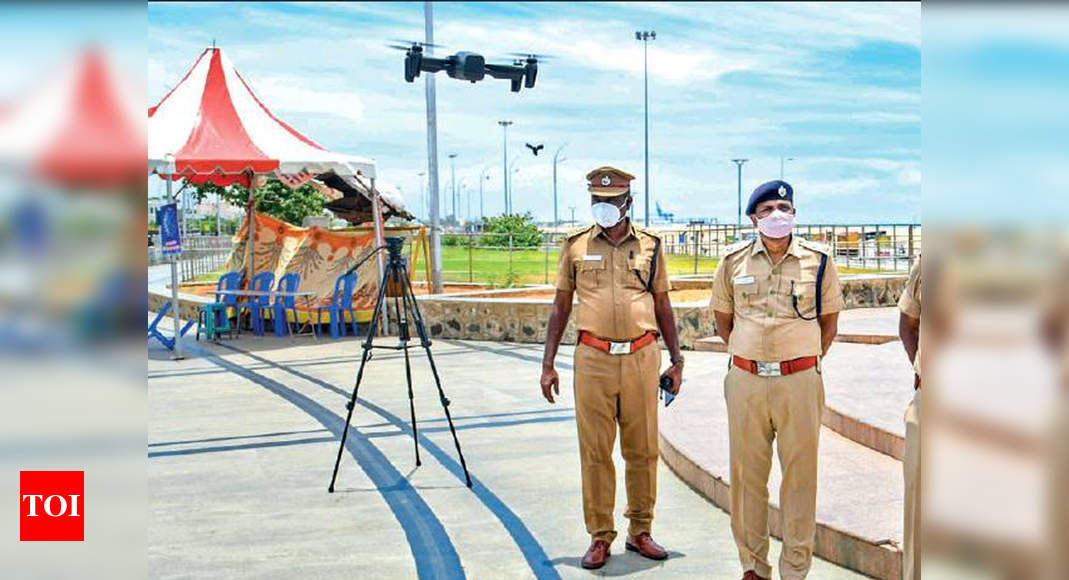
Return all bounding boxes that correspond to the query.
[415,274,906,349]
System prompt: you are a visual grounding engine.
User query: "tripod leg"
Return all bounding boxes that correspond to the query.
[400,268,473,488]
[328,270,391,493]
[395,286,422,467]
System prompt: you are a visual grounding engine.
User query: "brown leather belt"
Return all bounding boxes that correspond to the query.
[732,355,818,377]
[578,330,657,355]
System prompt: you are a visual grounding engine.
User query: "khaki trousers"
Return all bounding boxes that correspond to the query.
[903,388,921,580]
[725,364,824,580]
[573,341,660,544]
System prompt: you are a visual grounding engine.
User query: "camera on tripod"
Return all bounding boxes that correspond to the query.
[328,237,472,492]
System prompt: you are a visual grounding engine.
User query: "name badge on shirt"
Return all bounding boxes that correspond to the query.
[582,255,602,261]
[733,274,755,285]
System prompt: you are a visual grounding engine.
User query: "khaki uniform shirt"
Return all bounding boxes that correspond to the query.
[710,236,844,361]
[898,260,922,377]
[556,220,671,340]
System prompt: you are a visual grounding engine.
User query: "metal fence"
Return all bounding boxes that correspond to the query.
[149,235,234,282]
[413,223,920,286]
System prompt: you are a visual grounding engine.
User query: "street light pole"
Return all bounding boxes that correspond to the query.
[498,120,512,214]
[636,30,656,227]
[479,166,490,221]
[417,171,426,220]
[569,205,576,226]
[731,158,748,228]
[424,1,443,293]
[780,156,794,179]
[552,143,567,227]
[448,153,457,223]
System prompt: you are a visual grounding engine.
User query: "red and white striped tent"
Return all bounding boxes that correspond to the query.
[148,47,392,287]
[0,47,144,189]
[148,46,377,187]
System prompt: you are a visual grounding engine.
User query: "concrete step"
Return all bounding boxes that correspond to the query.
[662,350,904,580]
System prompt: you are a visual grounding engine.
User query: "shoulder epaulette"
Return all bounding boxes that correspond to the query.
[724,238,755,257]
[565,224,595,240]
[633,225,662,241]
[798,238,832,255]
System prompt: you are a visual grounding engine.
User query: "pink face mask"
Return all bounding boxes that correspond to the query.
[756,209,794,239]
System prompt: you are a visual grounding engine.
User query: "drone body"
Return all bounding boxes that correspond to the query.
[395,43,540,92]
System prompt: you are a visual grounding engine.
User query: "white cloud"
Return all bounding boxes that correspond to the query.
[249,76,366,124]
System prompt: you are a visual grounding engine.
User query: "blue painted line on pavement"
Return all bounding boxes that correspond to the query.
[225,344,563,580]
[177,341,466,580]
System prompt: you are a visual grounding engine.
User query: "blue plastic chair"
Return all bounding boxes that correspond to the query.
[317,272,358,339]
[214,271,242,338]
[272,272,301,337]
[247,272,275,336]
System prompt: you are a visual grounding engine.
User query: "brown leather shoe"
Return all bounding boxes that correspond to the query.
[742,571,769,580]
[581,540,611,569]
[625,532,668,560]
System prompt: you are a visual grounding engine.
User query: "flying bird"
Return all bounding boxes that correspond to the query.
[525,143,544,156]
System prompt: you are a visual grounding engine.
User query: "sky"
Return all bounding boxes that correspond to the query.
[145,1,921,225]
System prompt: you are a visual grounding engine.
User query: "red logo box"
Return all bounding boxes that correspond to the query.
[19,471,84,541]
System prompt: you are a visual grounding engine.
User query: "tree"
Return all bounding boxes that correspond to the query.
[480,212,542,248]
[188,178,326,226]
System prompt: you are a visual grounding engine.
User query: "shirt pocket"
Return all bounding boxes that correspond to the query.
[788,279,818,318]
[733,277,759,310]
[627,255,652,291]
[575,259,606,291]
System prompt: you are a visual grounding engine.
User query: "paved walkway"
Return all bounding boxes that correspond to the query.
[148,328,864,579]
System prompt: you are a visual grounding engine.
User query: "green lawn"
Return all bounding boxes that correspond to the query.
[411,246,720,286]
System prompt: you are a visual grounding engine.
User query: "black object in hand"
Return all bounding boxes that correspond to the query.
[659,375,676,407]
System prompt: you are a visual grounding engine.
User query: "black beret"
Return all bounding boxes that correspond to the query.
[746,180,793,215]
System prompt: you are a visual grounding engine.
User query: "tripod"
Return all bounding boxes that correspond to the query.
[328,237,472,492]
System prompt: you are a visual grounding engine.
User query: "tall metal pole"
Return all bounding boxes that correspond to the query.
[780,156,793,179]
[479,166,490,221]
[215,191,221,236]
[417,171,426,220]
[498,120,512,214]
[424,1,442,293]
[636,30,656,227]
[553,143,567,228]
[731,158,748,228]
[448,153,457,222]
[509,158,520,215]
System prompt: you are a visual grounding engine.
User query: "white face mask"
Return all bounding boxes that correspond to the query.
[756,209,795,239]
[591,202,624,228]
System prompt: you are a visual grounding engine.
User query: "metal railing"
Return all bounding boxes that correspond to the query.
[413,223,920,287]
[149,235,234,282]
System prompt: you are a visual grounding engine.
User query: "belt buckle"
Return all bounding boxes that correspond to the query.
[609,341,630,355]
[756,361,782,377]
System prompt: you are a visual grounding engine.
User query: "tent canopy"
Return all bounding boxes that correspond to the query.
[0,48,144,189]
[148,47,376,186]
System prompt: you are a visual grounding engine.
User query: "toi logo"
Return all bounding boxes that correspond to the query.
[19,471,84,541]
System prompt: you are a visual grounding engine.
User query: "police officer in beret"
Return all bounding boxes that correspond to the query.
[709,180,843,580]
[540,166,684,569]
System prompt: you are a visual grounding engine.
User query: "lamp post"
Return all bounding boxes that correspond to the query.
[635,30,656,226]
[731,158,748,228]
[479,166,490,220]
[552,143,567,227]
[498,120,512,214]
[569,205,576,226]
[448,153,458,223]
[424,1,442,293]
[780,156,794,180]
[417,171,426,220]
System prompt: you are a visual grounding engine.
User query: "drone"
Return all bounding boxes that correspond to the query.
[391,41,543,92]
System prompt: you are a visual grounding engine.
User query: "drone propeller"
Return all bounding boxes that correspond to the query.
[388,39,444,49]
[506,52,555,61]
